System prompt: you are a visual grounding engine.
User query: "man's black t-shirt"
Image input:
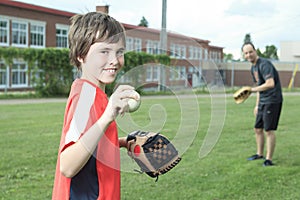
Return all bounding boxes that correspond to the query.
[251,57,283,105]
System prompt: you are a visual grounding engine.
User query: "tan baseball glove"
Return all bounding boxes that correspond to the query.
[233,86,252,104]
[126,130,181,181]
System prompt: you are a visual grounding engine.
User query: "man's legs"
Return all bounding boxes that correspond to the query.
[265,130,276,161]
[254,128,264,156]
[262,103,281,165]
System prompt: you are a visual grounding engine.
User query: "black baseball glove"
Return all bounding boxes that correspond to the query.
[126,130,181,181]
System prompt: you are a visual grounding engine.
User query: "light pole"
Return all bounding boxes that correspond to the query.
[159,0,167,91]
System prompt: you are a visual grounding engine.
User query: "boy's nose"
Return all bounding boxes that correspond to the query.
[109,53,119,66]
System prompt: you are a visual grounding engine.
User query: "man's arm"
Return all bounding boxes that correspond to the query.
[251,77,274,116]
[251,78,274,92]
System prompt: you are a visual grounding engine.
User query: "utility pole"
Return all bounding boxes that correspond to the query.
[160,0,167,53]
[159,0,167,91]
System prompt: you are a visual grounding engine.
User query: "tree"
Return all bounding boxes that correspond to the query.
[223,53,234,62]
[241,33,278,60]
[264,45,278,60]
[243,33,252,44]
[138,16,148,27]
[257,45,278,60]
[256,48,264,57]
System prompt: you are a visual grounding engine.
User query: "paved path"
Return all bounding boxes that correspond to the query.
[0,92,299,105]
[0,98,67,105]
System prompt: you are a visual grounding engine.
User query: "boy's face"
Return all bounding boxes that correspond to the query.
[79,40,125,87]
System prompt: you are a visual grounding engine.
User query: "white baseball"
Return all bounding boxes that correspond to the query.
[128,94,141,113]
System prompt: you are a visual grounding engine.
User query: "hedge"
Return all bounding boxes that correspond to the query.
[0,47,170,96]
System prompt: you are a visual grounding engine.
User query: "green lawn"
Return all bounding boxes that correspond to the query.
[0,95,299,200]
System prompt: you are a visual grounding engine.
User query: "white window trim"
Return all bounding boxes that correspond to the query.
[134,38,142,52]
[11,20,28,48]
[30,20,46,48]
[169,66,186,81]
[146,65,160,82]
[11,60,28,88]
[0,61,9,88]
[170,43,187,59]
[56,24,69,48]
[126,37,134,51]
[146,40,160,55]
[189,46,194,60]
[0,17,9,47]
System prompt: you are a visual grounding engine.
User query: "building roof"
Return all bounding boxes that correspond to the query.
[123,23,214,46]
[0,0,76,17]
[1,0,223,50]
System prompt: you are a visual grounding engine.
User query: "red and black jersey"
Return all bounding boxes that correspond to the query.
[52,79,120,200]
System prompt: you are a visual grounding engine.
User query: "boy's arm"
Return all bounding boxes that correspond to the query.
[119,137,129,148]
[60,112,112,178]
[60,85,138,178]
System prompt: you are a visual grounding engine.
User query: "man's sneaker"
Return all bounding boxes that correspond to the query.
[247,154,264,161]
[263,160,274,167]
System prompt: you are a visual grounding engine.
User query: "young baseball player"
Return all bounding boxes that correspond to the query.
[52,12,138,199]
[242,42,283,167]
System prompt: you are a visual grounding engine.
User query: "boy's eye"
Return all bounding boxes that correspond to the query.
[100,50,109,54]
[117,50,124,57]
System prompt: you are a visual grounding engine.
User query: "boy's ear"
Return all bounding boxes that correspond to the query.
[77,56,84,63]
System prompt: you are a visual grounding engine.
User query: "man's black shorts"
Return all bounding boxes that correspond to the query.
[254,103,282,131]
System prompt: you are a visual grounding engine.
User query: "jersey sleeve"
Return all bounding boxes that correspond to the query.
[60,81,97,152]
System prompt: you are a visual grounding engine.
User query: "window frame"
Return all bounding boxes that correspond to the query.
[56,24,69,48]
[146,65,160,82]
[0,17,9,46]
[0,62,8,88]
[11,20,28,47]
[30,21,46,48]
[11,60,28,88]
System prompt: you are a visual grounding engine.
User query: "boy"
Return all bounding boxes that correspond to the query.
[52,12,138,199]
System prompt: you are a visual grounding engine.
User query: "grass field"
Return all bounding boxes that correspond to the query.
[0,94,299,200]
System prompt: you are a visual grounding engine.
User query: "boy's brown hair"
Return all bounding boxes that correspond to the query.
[68,12,126,68]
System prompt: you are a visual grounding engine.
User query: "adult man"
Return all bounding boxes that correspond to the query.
[242,42,283,166]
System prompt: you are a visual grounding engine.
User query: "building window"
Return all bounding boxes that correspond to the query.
[146,40,160,55]
[181,46,186,59]
[30,23,45,48]
[204,49,208,60]
[126,37,142,52]
[56,25,68,48]
[169,66,186,80]
[134,38,142,52]
[146,65,159,81]
[12,62,27,87]
[189,46,194,59]
[0,19,9,46]
[170,44,186,59]
[12,21,28,47]
[0,62,7,87]
[189,46,203,60]
[198,48,203,60]
[126,37,133,51]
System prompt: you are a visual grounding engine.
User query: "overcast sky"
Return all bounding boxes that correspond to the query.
[14,0,300,59]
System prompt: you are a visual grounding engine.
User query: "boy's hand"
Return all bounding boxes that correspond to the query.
[104,85,139,121]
